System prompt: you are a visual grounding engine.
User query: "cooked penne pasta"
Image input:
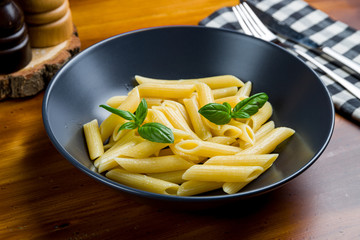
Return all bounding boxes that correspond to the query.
[204,154,278,169]
[135,75,244,89]
[106,95,127,108]
[115,155,193,173]
[147,170,186,184]
[222,182,250,194]
[182,165,264,182]
[175,139,241,157]
[163,100,191,127]
[84,75,295,196]
[106,168,179,195]
[238,127,295,155]
[183,95,212,140]
[212,86,238,99]
[229,120,255,144]
[207,136,237,145]
[83,119,104,160]
[245,101,273,131]
[138,82,196,99]
[177,180,223,196]
[235,81,252,98]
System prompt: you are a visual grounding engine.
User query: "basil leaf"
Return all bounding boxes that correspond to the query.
[198,103,232,125]
[138,122,174,143]
[223,102,232,114]
[100,105,136,121]
[135,99,148,125]
[233,93,268,118]
[118,122,138,132]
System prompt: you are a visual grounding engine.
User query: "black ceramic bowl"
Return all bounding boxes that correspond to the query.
[42,26,334,209]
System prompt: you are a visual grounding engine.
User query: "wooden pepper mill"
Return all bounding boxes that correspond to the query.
[0,0,32,74]
[17,0,73,47]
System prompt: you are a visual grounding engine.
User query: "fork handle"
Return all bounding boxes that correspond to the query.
[321,46,360,76]
[295,49,360,100]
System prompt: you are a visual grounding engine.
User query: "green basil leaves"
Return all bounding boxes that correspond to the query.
[198,92,268,125]
[100,99,174,143]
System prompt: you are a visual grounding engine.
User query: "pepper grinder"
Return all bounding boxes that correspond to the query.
[0,0,32,74]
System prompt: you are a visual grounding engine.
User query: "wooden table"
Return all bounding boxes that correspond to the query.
[1,0,360,239]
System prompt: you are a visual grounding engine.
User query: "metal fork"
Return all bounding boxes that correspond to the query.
[232,2,360,100]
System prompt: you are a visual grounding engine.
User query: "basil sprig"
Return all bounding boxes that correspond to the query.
[198,92,268,125]
[100,99,174,143]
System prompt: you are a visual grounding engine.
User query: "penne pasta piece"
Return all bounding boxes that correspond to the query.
[135,75,244,89]
[238,127,295,155]
[138,82,196,99]
[106,95,127,108]
[235,81,252,98]
[238,121,275,149]
[157,105,200,140]
[174,139,241,157]
[229,120,255,145]
[212,86,238,99]
[196,82,214,107]
[147,170,186,184]
[177,180,223,196]
[206,136,237,145]
[120,140,169,158]
[100,87,141,142]
[222,182,250,194]
[114,155,193,173]
[193,75,244,89]
[106,168,179,195]
[183,95,212,141]
[204,154,278,170]
[245,101,273,131]
[211,124,243,139]
[144,98,164,107]
[163,100,191,127]
[182,165,264,182]
[83,119,104,160]
[169,145,206,163]
[94,130,142,171]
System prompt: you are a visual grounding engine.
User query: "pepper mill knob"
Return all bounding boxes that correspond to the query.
[0,0,32,74]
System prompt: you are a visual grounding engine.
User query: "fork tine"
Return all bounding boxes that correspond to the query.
[242,2,273,37]
[237,4,263,38]
[232,6,252,35]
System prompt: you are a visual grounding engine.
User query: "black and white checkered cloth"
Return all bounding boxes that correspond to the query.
[199,0,360,124]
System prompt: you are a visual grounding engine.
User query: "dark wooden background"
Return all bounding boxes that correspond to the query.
[1,0,360,239]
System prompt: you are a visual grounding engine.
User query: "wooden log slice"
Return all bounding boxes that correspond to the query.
[0,26,80,100]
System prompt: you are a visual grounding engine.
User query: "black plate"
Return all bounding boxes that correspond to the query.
[42,26,334,209]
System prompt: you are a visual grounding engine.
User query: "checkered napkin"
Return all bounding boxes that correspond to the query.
[199,0,360,124]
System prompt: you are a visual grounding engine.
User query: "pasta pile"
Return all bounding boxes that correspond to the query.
[83,75,295,196]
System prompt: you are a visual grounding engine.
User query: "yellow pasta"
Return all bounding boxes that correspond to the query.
[138,82,196,99]
[84,75,295,197]
[114,155,193,173]
[245,101,273,131]
[174,139,241,157]
[106,168,179,195]
[147,170,186,184]
[235,81,252,98]
[238,127,295,155]
[183,94,212,140]
[178,180,223,196]
[212,86,238,99]
[182,165,264,182]
[83,119,104,160]
[135,75,244,89]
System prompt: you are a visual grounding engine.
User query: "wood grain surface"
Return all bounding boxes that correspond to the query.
[1,0,360,239]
